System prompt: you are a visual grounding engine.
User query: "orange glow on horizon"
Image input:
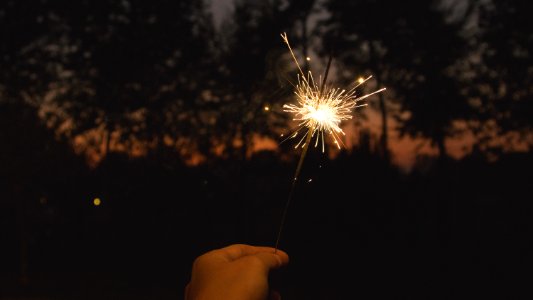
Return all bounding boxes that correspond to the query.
[62,106,528,172]
[67,123,479,171]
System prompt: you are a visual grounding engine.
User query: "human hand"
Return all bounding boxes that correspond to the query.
[185,244,289,300]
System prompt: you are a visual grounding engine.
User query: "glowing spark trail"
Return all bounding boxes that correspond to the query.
[279,33,386,153]
[274,33,386,251]
[283,73,385,152]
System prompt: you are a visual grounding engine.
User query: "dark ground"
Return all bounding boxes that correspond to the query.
[1,148,531,299]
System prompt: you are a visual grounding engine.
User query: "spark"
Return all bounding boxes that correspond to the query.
[280,33,386,152]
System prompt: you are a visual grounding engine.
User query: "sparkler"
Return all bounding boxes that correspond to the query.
[274,33,386,250]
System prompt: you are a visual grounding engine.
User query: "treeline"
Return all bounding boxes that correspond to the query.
[1,0,531,166]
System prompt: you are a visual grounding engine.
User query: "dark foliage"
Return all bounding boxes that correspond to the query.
[1,0,531,299]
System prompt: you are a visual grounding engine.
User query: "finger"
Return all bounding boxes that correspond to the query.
[217,244,286,261]
[253,251,289,270]
[272,249,289,266]
[184,283,190,300]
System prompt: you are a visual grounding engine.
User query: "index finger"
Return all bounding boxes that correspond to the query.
[216,244,288,263]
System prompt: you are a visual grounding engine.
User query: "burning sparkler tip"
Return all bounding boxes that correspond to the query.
[280,33,386,152]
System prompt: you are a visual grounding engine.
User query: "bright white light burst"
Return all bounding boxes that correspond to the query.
[280,33,386,152]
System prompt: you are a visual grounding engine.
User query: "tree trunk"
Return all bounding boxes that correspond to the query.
[379,91,389,162]
[15,184,29,286]
[436,134,448,161]
[104,122,112,159]
[375,77,389,163]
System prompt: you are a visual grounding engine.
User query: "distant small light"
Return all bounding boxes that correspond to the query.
[357,77,365,84]
[264,106,270,111]
[93,198,101,206]
[306,57,311,61]
[307,178,313,183]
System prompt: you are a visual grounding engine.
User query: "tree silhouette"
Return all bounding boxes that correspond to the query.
[209,0,316,161]
[320,0,392,161]
[322,0,473,160]
[0,100,86,285]
[473,0,533,153]
[0,1,83,284]
[41,0,216,162]
[0,1,63,107]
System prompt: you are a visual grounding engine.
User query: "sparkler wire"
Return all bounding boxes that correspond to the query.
[274,124,314,251]
[274,35,333,251]
[273,33,385,253]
